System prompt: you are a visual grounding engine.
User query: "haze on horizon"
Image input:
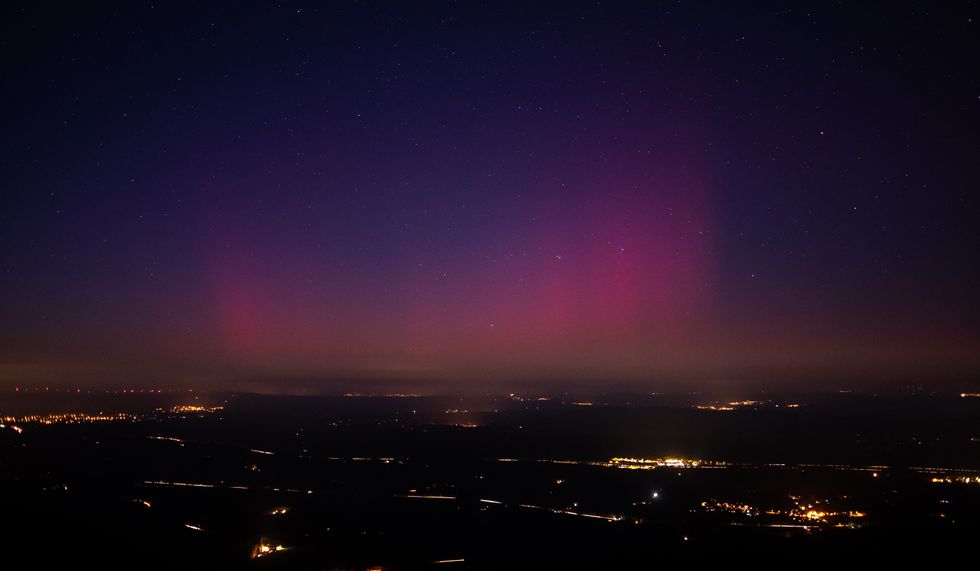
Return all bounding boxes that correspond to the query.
[2,3,978,392]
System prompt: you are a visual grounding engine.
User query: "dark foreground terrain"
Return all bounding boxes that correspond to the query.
[2,390,978,568]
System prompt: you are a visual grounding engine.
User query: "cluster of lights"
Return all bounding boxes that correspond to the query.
[694,400,761,411]
[693,400,802,411]
[250,543,287,559]
[1,412,141,425]
[2,404,224,427]
[930,476,980,485]
[701,500,759,517]
[701,497,867,526]
[602,457,724,470]
[694,404,737,411]
[787,506,866,524]
[164,405,224,414]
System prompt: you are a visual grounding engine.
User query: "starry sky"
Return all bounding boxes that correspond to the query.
[1,2,978,392]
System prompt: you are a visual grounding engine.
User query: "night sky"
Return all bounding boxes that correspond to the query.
[2,2,978,391]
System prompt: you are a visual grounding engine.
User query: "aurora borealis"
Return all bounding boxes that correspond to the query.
[1,2,978,391]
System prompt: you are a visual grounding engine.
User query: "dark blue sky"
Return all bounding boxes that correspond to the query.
[2,2,978,391]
